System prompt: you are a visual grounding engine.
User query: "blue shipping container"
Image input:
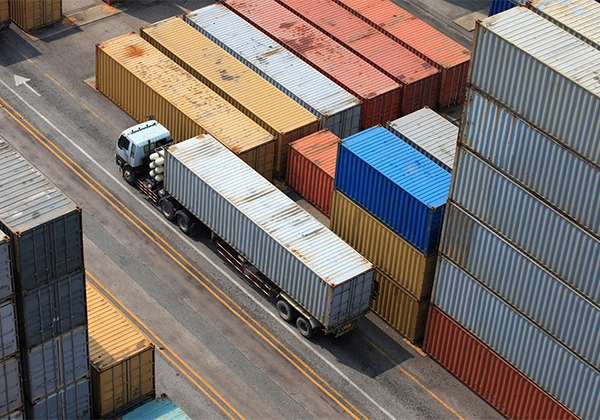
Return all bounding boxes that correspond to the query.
[335,126,451,254]
[123,397,191,420]
[488,0,520,16]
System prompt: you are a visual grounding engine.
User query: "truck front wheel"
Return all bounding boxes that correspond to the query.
[296,316,314,339]
[276,300,297,322]
[122,165,136,186]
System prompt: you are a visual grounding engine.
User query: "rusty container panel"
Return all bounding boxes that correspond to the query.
[140,16,319,179]
[0,233,12,302]
[286,130,339,217]
[0,0,9,28]
[8,0,61,32]
[333,0,470,110]
[423,306,578,420]
[275,0,440,115]
[95,32,276,181]
[330,190,437,299]
[222,0,402,129]
[371,270,429,343]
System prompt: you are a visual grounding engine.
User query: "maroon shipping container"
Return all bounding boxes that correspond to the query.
[333,0,470,110]
[423,306,577,420]
[274,0,439,116]
[286,129,339,217]
[221,0,402,129]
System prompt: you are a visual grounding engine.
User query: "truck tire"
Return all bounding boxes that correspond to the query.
[276,300,297,322]
[296,316,314,339]
[122,165,136,186]
[176,211,192,235]
[160,199,177,221]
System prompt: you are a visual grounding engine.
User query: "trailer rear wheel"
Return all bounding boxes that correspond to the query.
[296,316,314,339]
[177,211,192,235]
[276,300,297,322]
[160,199,177,221]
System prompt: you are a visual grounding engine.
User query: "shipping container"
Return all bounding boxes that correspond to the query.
[3,409,24,420]
[0,0,9,30]
[8,0,61,32]
[29,376,90,420]
[87,283,155,419]
[330,190,437,299]
[221,0,402,129]
[470,8,600,167]
[286,130,339,217]
[0,300,18,361]
[529,0,600,50]
[165,136,375,331]
[451,148,600,304]
[387,107,458,172]
[17,269,86,349]
[0,356,22,418]
[433,256,600,420]
[335,126,450,254]
[371,270,428,343]
[185,4,363,139]
[0,139,83,291]
[332,0,471,109]
[122,397,191,420]
[461,88,600,235]
[0,233,12,302]
[21,325,89,402]
[488,0,520,16]
[141,16,319,178]
[441,202,600,368]
[423,306,577,420]
[95,33,276,181]
[274,0,440,115]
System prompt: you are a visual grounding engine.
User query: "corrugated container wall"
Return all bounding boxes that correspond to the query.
[286,130,339,217]
[330,190,437,299]
[423,306,577,420]
[488,0,519,15]
[0,0,9,28]
[274,0,440,115]
[469,7,600,167]
[0,356,23,417]
[0,300,18,361]
[165,136,375,331]
[30,377,90,420]
[461,88,600,234]
[185,4,363,139]
[95,33,276,181]
[333,0,471,109]
[140,16,319,179]
[0,139,83,291]
[433,256,600,420]
[335,126,451,254]
[221,0,402,129]
[122,397,191,420]
[8,0,61,32]
[0,234,12,302]
[87,283,155,419]
[387,107,458,172]
[451,148,600,303]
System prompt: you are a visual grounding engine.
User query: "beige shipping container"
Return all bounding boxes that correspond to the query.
[330,189,437,299]
[96,32,276,180]
[87,283,155,419]
[372,270,429,343]
[9,0,61,32]
[0,0,9,28]
[140,17,319,179]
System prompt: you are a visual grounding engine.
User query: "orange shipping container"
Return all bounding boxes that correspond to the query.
[287,130,339,217]
[9,0,61,32]
[334,0,470,110]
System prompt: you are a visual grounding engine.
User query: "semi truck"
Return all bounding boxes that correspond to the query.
[115,121,375,338]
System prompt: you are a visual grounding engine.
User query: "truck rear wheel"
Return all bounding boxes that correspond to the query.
[177,211,192,235]
[160,199,177,221]
[296,316,314,339]
[276,300,297,322]
[122,165,136,186]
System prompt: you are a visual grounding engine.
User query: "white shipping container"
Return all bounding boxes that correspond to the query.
[185,5,362,139]
[387,107,458,172]
[164,136,374,331]
[0,300,18,361]
[0,356,22,417]
[470,7,600,166]
[0,233,12,303]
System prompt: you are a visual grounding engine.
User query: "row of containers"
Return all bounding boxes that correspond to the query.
[94,0,470,181]
[426,4,600,420]
[489,0,600,17]
[0,0,62,32]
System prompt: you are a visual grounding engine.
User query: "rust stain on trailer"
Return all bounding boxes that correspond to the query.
[125,44,145,58]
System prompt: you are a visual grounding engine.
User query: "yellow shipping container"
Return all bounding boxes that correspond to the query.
[140,17,319,179]
[372,270,429,343]
[330,189,437,299]
[96,32,276,180]
[9,0,61,32]
[0,0,9,27]
[87,282,155,419]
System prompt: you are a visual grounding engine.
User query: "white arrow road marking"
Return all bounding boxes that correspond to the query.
[14,75,41,96]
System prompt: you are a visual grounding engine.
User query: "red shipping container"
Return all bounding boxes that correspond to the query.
[334,0,470,110]
[423,306,578,420]
[287,130,339,217]
[221,0,402,129]
[275,0,440,116]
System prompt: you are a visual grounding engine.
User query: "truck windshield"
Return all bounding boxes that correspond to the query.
[117,135,130,150]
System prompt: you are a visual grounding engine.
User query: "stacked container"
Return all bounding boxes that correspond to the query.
[140,16,319,179]
[0,138,90,419]
[221,0,402,129]
[425,7,599,420]
[8,0,61,32]
[330,126,451,342]
[273,0,440,116]
[184,4,362,139]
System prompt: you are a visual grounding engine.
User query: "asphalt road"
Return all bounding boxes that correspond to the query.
[0,1,502,419]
